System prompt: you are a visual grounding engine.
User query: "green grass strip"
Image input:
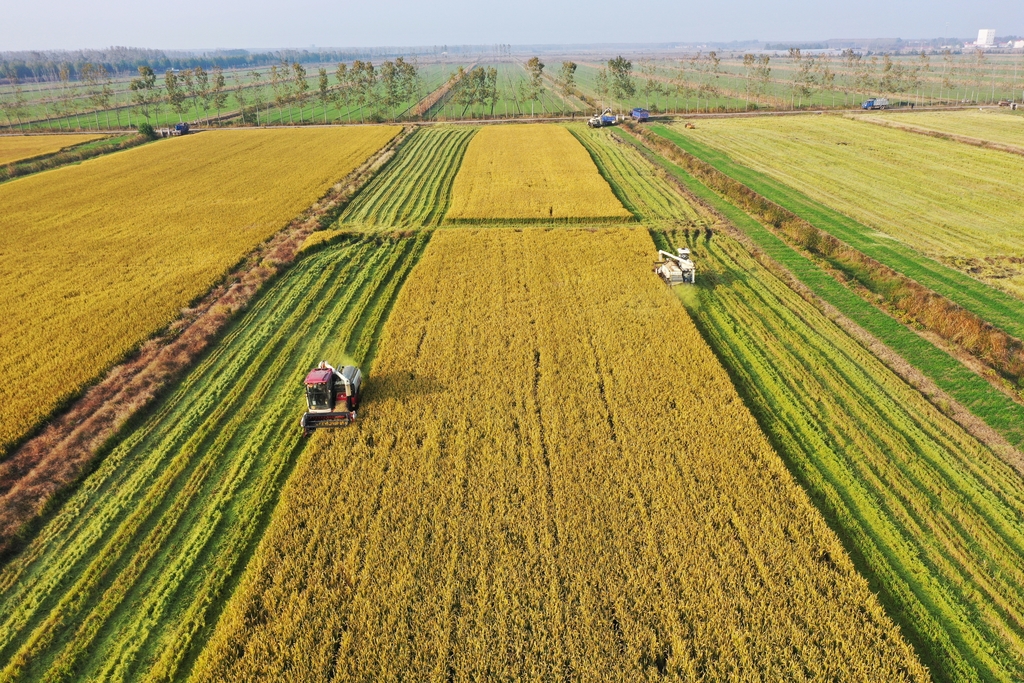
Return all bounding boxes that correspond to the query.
[650,123,1024,342]
[617,127,1024,447]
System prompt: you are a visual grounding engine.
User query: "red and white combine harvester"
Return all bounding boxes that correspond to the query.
[300,361,363,436]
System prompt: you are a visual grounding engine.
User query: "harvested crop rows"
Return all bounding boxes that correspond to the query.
[195,228,925,681]
[569,124,705,228]
[0,134,107,165]
[668,116,1024,298]
[445,124,632,222]
[339,126,476,228]
[662,229,1024,682]
[857,110,1024,150]
[0,126,399,457]
[0,235,427,682]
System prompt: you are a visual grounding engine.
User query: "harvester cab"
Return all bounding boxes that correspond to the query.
[301,361,362,436]
[654,248,696,285]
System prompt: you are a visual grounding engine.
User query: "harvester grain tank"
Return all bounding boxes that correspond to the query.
[300,361,362,435]
[655,248,696,285]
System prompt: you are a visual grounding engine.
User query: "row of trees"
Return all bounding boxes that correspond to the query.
[782,48,1002,108]
[587,48,1019,114]
[441,58,580,119]
[127,57,423,127]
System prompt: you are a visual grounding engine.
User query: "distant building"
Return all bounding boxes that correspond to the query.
[976,29,996,46]
[1015,40,1024,49]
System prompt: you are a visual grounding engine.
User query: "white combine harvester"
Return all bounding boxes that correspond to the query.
[654,248,696,285]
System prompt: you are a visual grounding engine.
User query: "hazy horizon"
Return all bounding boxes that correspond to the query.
[4,0,1022,53]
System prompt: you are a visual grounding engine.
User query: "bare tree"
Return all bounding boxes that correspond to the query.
[292,62,309,123]
[210,67,227,123]
[249,70,265,125]
[334,63,351,122]
[317,67,331,123]
[525,56,545,116]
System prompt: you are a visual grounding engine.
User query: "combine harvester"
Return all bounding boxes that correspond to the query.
[300,361,363,435]
[655,248,696,285]
[588,108,619,128]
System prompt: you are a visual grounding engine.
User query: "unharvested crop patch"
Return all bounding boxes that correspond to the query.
[0,126,399,456]
[195,228,925,681]
[0,235,427,682]
[445,124,632,222]
[0,134,107,165]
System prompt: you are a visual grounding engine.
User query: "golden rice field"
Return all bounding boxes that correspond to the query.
[194,228,926,681]
[675,116,1024,296]
[856,109,1024,149]
[445,124,632,221]
[0,126,399,456]
[0,134,107,165]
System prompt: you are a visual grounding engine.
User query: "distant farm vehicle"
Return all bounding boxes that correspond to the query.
[588,108,618,128]
[631,108,650,122]
[174,122,191,135]
[684,122,696,129]
[301,361,362,435]
[861,98,889,110]
[655,248,696,285]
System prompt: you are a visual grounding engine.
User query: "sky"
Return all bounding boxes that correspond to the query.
[1,0,1021,51]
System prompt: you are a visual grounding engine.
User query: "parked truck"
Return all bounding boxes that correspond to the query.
[861,98,889,110]
[631,107,650,122]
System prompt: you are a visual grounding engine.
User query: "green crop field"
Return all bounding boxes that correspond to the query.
[661,116,1024,300]
[0,235,427,682]
[660,229,1024,681]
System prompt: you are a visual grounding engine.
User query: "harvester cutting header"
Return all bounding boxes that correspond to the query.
[301,361,362,436]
